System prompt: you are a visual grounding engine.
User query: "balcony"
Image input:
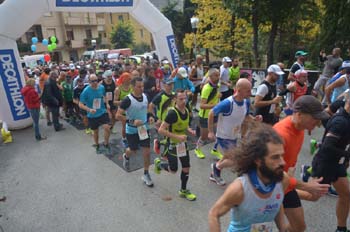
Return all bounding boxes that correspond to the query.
[64,16,97,26]
[65,40,85,49]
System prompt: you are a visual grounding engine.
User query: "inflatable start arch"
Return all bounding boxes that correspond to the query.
[0,0,179,129]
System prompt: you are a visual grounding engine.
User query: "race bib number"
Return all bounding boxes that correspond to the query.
[93,98,101,110]
[176,142,187,157]
[106,92,113,101]
[250,222,273,232]
[137,125,149,140]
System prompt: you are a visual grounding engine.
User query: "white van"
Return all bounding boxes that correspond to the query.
[22,54,45,69]
[81,49,109,61]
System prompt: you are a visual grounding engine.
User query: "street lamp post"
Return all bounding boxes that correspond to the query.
[190,16,199,58]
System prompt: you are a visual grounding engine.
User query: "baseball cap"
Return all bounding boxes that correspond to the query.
[340,60,350,69]
[222,57,232,63]
[293,95,329,120]
[69,63,75,70]
[267,64,285,75]
[103,70,113,78]
[162,79,174,85]
[295,50,308,57]
[177,67,188,78]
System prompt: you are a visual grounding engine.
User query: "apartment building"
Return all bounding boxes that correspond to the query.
[19,11,156,63]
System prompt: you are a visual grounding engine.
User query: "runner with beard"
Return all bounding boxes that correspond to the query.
[209,124,290,232]
[208,124,329,232]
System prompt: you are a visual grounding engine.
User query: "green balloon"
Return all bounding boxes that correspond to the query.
[51,43,57,50]
[48,44,53,52]
[50,36,57,43]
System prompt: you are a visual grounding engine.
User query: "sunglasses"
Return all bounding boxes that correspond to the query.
[90,79,98,83]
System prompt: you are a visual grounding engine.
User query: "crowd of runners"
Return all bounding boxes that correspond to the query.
[17,49,350,232]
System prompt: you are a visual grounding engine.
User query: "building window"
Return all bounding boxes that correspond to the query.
[86,29,92,39]
[110,13,113,24]
[66,30,74,40]
[25,31,35,44]
[33,25,43,41]
[118,15,123,22]
[140,29,144,38]
[104,33,107,38]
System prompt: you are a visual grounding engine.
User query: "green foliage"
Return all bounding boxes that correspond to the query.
[132,42,151,54]
[110,21,134,49]
[320,0,350,58]
[162,1,194,55]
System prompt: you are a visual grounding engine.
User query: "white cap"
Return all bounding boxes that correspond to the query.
[69,63,75,70]
[341,60,350,69]
[222,57,232,63]
[177,67,188,78]
[267,64,285,75]
[103,70,113,78]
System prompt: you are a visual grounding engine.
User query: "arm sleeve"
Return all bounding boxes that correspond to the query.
[329,100,345,114]
[321,136,350,159]
[164,109,178,124]
[212,99,231,116]
[119,96,131,110]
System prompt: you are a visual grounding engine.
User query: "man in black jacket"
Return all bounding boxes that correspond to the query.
[311,93,350,232]
[42,71,65,131]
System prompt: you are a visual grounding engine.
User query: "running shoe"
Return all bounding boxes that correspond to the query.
[103,143,111,155]
[327,186,338,197]
[85,128,93,134]
[142,173,154,187]
[96,144,103,154]
[153,139,161,155]
[123,153,130,171]
[301,164,311,182]
[194,148,206,159]
[209,163,226,186]
[154,158,161,174]
[178,189,197,201]
[122,138,128,148]
[210,149,223,159]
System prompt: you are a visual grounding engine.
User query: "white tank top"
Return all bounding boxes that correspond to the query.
[228,174,284,232]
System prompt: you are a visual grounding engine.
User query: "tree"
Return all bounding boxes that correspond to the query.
[183,0,231,57]
[110,21,134,49]
[162,2,185,56]
[320,0,350,58]
[133,42,151,54]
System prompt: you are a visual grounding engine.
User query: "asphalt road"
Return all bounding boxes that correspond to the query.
[0,117,348,232]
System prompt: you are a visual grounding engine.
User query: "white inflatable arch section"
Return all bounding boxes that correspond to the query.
[0,0,179,129]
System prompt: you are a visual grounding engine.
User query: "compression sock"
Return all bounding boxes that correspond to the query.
[181,171,189,190]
